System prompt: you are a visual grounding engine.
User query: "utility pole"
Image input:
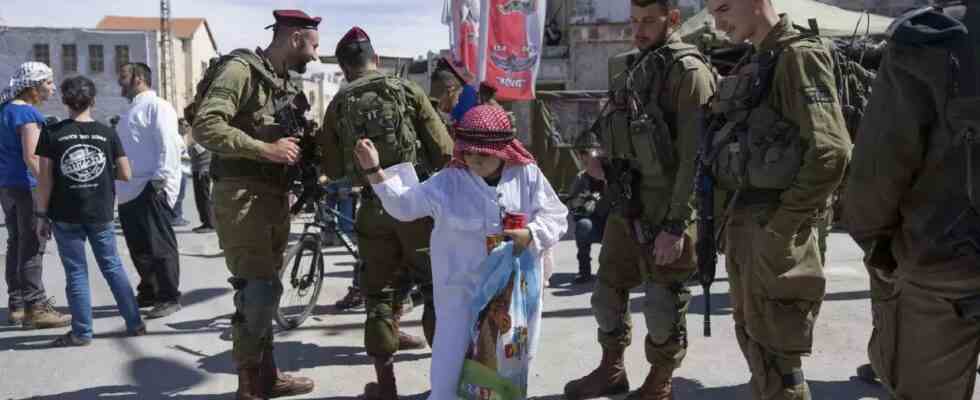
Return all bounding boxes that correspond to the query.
[160,0,178,104]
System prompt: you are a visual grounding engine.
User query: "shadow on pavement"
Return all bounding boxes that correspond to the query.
[20,357,221,399]
[825,290,871,302]
[669,377,888,399]
[195,341,431,375]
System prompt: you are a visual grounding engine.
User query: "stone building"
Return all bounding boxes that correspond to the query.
[0,26,156,122]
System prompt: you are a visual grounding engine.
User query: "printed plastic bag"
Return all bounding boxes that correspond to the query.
[458,243,541,400]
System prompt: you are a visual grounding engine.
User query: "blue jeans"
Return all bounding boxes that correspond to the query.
[324,181,355,235]
[575,216,606,274]
[53,222,143,338]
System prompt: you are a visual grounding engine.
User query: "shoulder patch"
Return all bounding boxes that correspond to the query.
[801,85,835,105]
[679,56,702,71]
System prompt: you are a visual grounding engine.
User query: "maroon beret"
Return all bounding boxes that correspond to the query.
[266,9,322,30]
[335,26,374,60]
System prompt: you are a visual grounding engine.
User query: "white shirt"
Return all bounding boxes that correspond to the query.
[115,90,182,207]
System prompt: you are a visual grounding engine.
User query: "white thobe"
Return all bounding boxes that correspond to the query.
[372,162,568,400]
[116,90,182,208]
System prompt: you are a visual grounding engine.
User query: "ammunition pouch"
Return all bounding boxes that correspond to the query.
[708,104,802,192]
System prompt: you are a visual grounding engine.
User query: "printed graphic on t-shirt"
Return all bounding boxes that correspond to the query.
[60,143,107,186]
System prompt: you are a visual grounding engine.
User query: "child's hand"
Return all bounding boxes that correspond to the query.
[503,228,532,255]
[353,138,380,171]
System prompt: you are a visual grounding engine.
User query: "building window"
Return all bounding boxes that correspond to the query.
[32,44,50,66]
[115,45,130,72]
[89,45,104,73]
[62,44,77,73]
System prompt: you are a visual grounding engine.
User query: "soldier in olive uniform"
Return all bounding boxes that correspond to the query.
[705,0,852,398]
[190,10,320,400]
[563,1,716,399]
[844,1,980,398]
[317,27,454,400]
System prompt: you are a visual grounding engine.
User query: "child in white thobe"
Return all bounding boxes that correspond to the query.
[355,105,568,400]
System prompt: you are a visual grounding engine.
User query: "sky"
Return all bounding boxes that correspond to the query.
[0,0,449,58]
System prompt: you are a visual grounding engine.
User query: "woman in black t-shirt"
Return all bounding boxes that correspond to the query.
[34,76,144,346]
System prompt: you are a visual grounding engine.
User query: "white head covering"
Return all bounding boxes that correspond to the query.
[0,62,53,104]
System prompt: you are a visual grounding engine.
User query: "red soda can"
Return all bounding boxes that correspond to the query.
[503,212,528,230]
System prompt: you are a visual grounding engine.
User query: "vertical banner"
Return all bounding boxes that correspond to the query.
[446,0,481,78]
[478,0,547,101]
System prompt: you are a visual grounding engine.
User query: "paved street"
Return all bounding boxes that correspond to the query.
[0,194,945,399]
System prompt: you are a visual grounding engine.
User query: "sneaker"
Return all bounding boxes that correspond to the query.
[136,295,157,309]
[145,301,181,319]
[23,299,71,330]
[192,225,215,234]
[171,218,191,227]
[334,287,364,311]
[49,332,92,347]
[573,273,595,285]
[7,306,24,326]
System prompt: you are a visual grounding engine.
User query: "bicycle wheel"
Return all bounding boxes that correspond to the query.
[276,235,325,330]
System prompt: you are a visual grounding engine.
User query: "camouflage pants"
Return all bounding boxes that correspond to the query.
[212,177,290,367]
[356,198,436,357]
[725,205,824,400]
[592,213,695,371]
[868,273,980,400]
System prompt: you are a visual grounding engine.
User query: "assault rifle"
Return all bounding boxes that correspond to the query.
[695,109,719,337]
[272,90,321,215]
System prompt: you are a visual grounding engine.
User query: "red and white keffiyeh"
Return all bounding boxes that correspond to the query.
[449,105,535,168]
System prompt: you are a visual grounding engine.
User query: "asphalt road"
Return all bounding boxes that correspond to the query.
[0,193,956,399]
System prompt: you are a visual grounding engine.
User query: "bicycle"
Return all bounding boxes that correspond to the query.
[276,181,362,330]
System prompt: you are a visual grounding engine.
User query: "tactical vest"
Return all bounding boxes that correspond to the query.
[187,49,299,179]
[601,42,709,177]
[336,74,421,179]
[706,36,824,192]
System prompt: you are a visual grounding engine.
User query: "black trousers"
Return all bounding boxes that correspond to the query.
[119,183,181,303]
[0,187,48,308]
[192,172,214,228]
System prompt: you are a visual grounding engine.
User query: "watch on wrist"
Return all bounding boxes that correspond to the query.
[363,165,381,175]
[35,211,48,219]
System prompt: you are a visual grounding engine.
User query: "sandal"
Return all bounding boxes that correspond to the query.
[50,332,92,347]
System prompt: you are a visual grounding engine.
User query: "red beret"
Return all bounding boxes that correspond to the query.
[266,9,322,30]
[335,26,374,60]
[338,26,371,47]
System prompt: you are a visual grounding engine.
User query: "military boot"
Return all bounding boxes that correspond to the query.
[564,345,630,400]
[7,306,25,326]
[394,305,426,350]
[236,366,264,400]
[364,355,398,400]
[398,331,426,350]
[625,365,673,400]
[260,349,315,398]
[23,299,71,329]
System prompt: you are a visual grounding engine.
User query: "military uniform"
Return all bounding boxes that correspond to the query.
[317,27,454,400]
[564,33,715,400]
[844,3,980,398]
[706,14,851,400]
[191,10,319,399]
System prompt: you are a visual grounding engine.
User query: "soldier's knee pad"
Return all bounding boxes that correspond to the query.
[232,278,283,337]
[592,282,630,335]
[643,282,691,345]
[365,301,397,356]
